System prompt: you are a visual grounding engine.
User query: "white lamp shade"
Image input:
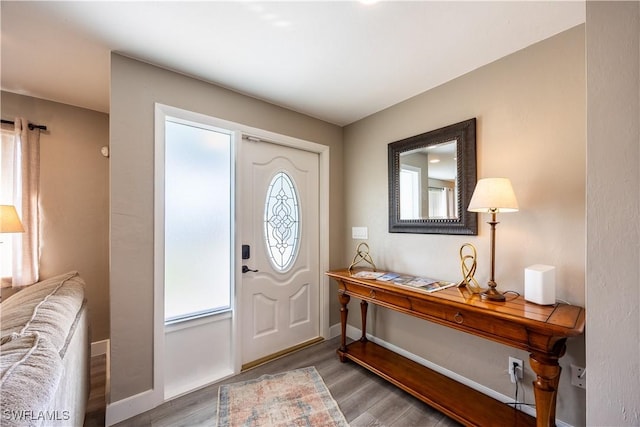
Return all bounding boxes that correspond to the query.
[0,205,25,233]
[468,178,519,213]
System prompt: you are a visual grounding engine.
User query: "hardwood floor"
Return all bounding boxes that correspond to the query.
[84,354,107,427]
[88,337,462,427]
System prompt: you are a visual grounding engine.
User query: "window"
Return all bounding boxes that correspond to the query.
[263,171,300,272]
[428,186,456,219]
[400,166,421,219]
[0,129,16,283]
[428,187,446,218]
[163,119,232,322]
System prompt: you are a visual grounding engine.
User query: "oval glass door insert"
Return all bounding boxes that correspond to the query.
[264,171,300,272]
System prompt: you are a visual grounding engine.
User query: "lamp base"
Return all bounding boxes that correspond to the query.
[480,287,506,302]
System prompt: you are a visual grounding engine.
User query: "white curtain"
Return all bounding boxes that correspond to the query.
[2,118,41,286]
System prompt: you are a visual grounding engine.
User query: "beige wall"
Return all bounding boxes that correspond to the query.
[110,54,344,402]
[586,2,640,425]
[3,6,637,423]
[4,6,637,423]
[0,91,110,341]
[343,26,586,425]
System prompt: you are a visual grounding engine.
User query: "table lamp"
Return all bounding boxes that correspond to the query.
[0,205,25,234]
[467,178,518,301]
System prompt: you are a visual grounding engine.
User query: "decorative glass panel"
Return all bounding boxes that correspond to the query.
[264,172,300,272]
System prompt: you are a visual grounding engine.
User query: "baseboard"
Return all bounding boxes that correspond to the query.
[328,322,342,339]
[165,368,235,401]
[91,339,109,357]
[105,388,161,426]
[333,322,573,427]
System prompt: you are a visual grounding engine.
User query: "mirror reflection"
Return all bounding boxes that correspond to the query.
[399,139,457,220]
[388,118,477,235]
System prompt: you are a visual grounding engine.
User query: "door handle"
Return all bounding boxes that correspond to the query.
[242,265,259,273]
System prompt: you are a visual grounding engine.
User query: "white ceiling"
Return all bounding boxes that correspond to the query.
[1,1,585,126]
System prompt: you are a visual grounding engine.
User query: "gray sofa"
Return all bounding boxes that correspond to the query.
[0,272,89,427]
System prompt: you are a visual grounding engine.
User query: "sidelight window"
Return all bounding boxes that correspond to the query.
[164,119,232,322]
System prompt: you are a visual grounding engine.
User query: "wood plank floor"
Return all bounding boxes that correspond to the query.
[87,337,462,427]
[84,353,107,427]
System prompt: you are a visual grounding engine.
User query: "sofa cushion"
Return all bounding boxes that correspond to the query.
[0,272,86,355]
[0,333,64,427]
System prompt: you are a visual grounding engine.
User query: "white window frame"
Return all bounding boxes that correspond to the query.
[400,165,421,219]
[0,128,19,285]
[153,104,238,406]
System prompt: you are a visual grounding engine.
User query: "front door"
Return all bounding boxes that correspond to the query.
[241,137,320,367]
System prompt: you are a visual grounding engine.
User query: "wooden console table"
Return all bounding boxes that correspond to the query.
[326,269,585,427]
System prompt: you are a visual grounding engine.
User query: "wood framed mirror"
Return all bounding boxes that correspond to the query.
[388,118,477,235]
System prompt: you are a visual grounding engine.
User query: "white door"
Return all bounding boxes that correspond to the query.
[241,138,320,366]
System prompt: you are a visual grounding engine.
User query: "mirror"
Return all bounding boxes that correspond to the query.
[388,118,477,235]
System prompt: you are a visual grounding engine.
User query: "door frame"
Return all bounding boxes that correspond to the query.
[153,104,330,399]
[235,129,330,372]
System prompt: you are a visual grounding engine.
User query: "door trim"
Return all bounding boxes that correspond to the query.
[236,131,330,372]
[152,104,330,399]
[153,103,238,407]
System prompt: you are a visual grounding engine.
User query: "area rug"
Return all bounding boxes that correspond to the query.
[217,366,349,427]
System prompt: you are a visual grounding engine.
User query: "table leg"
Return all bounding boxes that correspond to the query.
[529,352,563,427]
[360,300,369,342]
[338,291,351,360]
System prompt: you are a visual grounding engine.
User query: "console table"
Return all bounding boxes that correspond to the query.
[326,269,585,427]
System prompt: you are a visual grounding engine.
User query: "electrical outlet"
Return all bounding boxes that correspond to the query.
[571,364,586,389]
[508,357,523,383]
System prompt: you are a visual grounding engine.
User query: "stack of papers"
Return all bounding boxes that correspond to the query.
[351,271,385,279]
[351,270,456,293]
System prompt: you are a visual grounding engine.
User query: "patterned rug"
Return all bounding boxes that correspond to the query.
[217,366,349,427]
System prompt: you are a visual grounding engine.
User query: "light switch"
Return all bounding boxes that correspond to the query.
[352,226,368,240]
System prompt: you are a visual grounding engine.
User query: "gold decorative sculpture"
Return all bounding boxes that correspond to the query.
[348,242,377,273]
[457,243,483,294]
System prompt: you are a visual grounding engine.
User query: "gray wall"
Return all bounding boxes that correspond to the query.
[342,26,586,425]
[586,2,640,425]
[0,91,110,341]
[110,54,344,402]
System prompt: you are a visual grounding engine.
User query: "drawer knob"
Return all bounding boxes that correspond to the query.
[369,290,376,299]
[454,312,464,324]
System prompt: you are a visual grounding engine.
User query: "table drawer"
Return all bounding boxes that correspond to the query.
[411,298,529,346]
[342,282,412,310]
